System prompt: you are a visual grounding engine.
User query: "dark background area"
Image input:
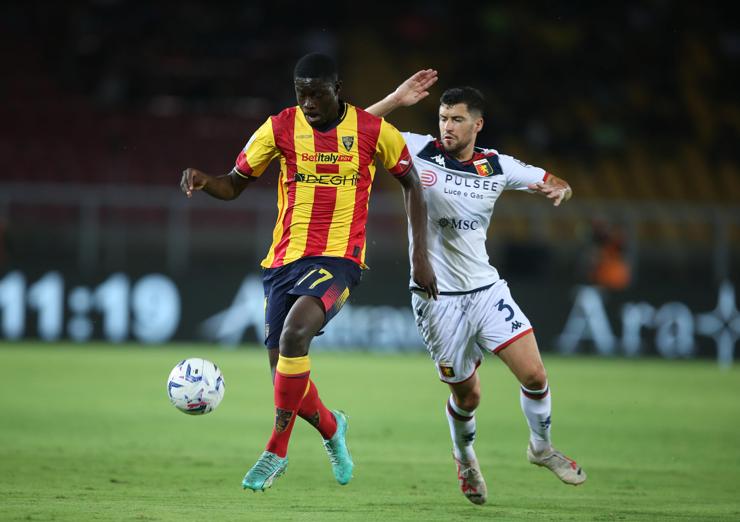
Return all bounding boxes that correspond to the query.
[0,1,738,358]
[2,1,738,198]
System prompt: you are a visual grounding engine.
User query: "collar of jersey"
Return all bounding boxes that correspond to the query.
[430,139,496,169]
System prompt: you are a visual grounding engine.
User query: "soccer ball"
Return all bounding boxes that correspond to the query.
[167,358,225,415]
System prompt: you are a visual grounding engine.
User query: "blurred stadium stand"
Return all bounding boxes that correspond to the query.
[1,1,738,286]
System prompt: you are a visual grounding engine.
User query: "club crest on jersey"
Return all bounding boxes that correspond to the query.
[473,159,494,177]
[341,136,354,151]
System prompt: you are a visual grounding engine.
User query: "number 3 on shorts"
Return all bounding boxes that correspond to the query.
[297,268,334,289]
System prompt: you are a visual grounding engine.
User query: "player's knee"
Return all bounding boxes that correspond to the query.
[462,392,481,411]
[521,367,548,391]
[279,325,311,357]
[456,388,481,411]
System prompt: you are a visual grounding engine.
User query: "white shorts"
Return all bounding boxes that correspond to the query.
[412,280,533,383]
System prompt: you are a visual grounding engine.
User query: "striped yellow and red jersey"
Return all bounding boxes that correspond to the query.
[234,102,412,269]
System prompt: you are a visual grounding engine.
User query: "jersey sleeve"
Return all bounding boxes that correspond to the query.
[376,119,413,178]
[234,118,280,178]
[499,154,549,191]
[401,132,435,157]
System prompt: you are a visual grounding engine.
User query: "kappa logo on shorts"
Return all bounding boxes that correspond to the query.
[440,365,455,378]
[511,320,523,332]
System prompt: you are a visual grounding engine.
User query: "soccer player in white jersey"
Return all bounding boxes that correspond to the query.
[366,71,586,505]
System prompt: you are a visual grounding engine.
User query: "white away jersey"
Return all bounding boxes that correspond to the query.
[403,132,548,293]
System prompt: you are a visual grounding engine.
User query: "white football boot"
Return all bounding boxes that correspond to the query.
[453,454,488,505]
[527,443,586,485]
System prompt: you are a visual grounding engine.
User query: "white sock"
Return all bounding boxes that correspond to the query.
[446,395,477,462]
[520,382,552,453]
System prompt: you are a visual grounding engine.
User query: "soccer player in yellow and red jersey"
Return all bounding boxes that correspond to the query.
[180,53,437,492]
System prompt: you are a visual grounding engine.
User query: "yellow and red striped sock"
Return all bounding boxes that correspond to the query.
[266,355,311,458]
[298,379,338,440]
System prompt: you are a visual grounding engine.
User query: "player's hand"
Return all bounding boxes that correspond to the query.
[413,256,439,300]
[392,69,438,108]
[181,168,209,198]
[528,181,572,207]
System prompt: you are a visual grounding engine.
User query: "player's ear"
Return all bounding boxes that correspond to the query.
[334,79,342,97]
[475,117,484,133]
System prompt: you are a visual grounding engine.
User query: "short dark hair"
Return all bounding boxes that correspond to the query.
[293,53,338,81]
[440,87,485,116]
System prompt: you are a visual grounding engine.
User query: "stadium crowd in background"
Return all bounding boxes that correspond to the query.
[2,1,738,203]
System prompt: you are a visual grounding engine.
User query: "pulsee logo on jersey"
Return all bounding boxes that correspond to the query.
[444,174,500,192]
[420,170,437,188]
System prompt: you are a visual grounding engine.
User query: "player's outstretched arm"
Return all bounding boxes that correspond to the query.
[180,168,254,201]
[527,174,573,207]
[397,169,439,299]
[366,69,438,118]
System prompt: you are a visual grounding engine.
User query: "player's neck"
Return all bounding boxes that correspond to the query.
[311,101,347,133]
[450,144,475,163]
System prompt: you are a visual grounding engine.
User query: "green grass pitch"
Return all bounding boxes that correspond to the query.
[1,343,739,521]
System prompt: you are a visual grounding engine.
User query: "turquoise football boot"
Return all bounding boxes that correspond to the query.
[242,451,288,491]
[323,410,354,485]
